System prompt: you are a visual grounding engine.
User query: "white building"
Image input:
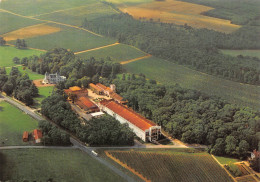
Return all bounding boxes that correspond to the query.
[99,99,161,142]
[42,72,66,84]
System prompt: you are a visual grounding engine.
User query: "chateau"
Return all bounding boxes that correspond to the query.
[43,72,66,84]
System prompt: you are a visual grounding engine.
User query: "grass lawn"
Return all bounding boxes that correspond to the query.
[34,86,54,108]
[215,156,240,165]
[37,2,118,27]
[0,101,38,146]
[0,149,125,182]
[123,56,260,109]
[6,66,44,80]
[0,12,40,34]
[221,49,260,58]
[77,43,146,62]
[9,24,115,52]
[0,46,43,67]
[0,0,96,16]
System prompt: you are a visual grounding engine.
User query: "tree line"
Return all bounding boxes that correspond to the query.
[0,67,38,105]
[100,74,259,158]
[82,14,260,85]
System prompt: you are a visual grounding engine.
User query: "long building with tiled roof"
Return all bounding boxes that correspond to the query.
[99,99,161,142]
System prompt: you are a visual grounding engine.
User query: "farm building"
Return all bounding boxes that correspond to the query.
[99,99,161,142]
[76,96,99,113]
[42,72,66,84]
[64,86,88,101]
[23,131,29,142]
[90,83,126,104]
[33,129,42,143]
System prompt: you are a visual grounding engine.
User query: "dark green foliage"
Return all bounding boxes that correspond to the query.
[250,157,260,172]
[0,37,6,46]
[111,76,259,158]
[41,91,134,146]
[12,57,20,64]
[82,13,260,85]
[15,39,27,49]
[39,120,70,146]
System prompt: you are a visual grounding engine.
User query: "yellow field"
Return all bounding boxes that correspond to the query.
[119,0,240,33]
[2,23,61,41]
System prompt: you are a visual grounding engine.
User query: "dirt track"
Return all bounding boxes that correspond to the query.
[33,79,55,87]
[74,42,119,54]
[120,54,151,65]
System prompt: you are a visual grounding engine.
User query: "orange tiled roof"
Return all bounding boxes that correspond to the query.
[69,86,81,91]
[23,131,29,139]
[100,100,156,131]
[90,83,103,92]
[96,83,113,93]
[110,92,123,101]
[33,129,42,140]
[78,97,97,109]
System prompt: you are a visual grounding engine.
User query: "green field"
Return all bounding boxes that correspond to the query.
[215,156,240,165]
[0,101,38,146]
[0,46,43,67]
[0,149,125,182]
[105,149,232,182]
[6,66,44,80]
[8,24,115,52]
[77,43,146,62]
[37,2,118,27]
[35,86,54,107]
[124,56,260,109]
[0,12,40,34]
[0,0,96,16]
[221,49,260,58]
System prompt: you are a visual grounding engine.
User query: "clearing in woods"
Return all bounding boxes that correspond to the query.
[119,0,240,33]
[105,150,233,182]
[123,56,260,109]
[220,49,260,59]
[2,23,61,41]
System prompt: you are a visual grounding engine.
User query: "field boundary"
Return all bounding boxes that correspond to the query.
[6,43,47,52]
[105,151,151,182]
[120,54,151,65]
[74,42,120,54]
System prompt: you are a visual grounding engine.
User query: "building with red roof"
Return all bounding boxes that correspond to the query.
[99,99,161,142]
[76,96,99,113]
[89,83,104,95]
[23,131,29,142]
[33,129,43,143]
[64,86,88,101]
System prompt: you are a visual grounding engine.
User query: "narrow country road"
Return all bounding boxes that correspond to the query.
[0,146,76,150]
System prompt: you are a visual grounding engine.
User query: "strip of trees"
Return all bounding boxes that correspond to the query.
[82,14,260,85]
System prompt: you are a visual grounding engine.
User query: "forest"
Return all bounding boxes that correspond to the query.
[0,67,38,105]
[82,13,260,85]
[100,74,259,158]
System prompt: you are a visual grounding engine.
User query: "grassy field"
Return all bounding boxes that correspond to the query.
[6,66,44,80]
[123,56,260,109]
[8,24,115,52]
[0,12,40,34]
[215,156,240,165]
[0,101,38,146]
[119,0,240,33]
[0,0,96,16]
[77,43,146,62]
[0,149,125,182]
[37,2,118,27]
[105,149,232,182]
[221,49,260,59]
[34,86,54,108]
[0,46,43,67]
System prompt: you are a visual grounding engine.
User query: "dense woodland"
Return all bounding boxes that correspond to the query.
[0,67,38,105]
[41,91,134,146]
[23,48,122,88]
[82,13,260,85]
[100,75,259,158]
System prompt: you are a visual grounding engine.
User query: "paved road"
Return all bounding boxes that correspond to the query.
[70,103,92,121]
[0,146,76,150]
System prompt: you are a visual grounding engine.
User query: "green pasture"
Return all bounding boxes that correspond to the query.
[221,49,260,59]
[124,56,260,109]
[34,86,54,108]
[215,156,240,165]
[37,2,118,26]
[0,149,125,182]
[0,12,40,34]
[77,43,146,62]
[6,66,44,80]
[8,24,115,52]
[0,46,42,67]
[0,0,96,16]
[0,101,38,146]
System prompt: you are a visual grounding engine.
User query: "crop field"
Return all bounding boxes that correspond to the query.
[5,66,44,80]
[0,101,38,146]
[0,46,43,67]
[8,24,115,52]
[77,43,146,62]
[0,149,125,182]
[37,2,118,27]
[2,23,61,41]
[221,49,260,59]
[124,56,260,109]
[0,0,96,16]
[0,11,40,34]
[106,150,232,182]
[119,0,240,33]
